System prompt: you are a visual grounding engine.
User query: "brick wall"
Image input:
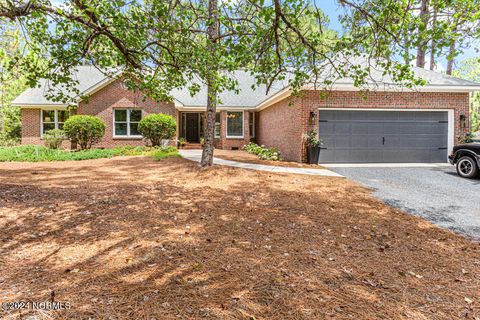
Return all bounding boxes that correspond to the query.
[21,108,42,145]
[257,90,471,162]
[256,96,304,161]
[216,110,251,150]
[77,80,176,148]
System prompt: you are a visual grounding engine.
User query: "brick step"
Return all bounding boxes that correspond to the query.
[182,143,203,149]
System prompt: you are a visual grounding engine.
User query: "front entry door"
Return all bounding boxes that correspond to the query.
[185,113,200,142]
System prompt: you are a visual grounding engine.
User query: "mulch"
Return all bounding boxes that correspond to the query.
[0,156,478,319]
[213,149,326,168]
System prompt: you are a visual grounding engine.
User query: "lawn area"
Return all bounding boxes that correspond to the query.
[0,145,179,162]
[0,157,478,319]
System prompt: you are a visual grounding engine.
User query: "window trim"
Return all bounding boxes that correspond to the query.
[226,110,244,139]
[40,109,69,136]
[214,112,221,138]
[113,108,143,138]
[249,111,255,138]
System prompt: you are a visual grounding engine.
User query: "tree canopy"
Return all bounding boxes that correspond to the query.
[1,0,479,164]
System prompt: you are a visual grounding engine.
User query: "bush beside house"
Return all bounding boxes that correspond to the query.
[63,115,106,150]
[138,114,176,147]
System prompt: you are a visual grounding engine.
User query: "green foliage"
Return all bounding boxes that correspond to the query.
[150,146,181,161]
[453,58,480,133]
[243,142,281,161]
[458,132,474,144]
[0,145,180,162]
[0,23,26,141]
[303,130,323,147]
[137,113,176,146]
[177,137,187,148]
[1,105,21,140]
[43,129,66,149]
[0,131,19,147]
[63,115,106,150]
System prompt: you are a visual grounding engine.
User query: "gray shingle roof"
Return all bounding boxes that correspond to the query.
[12,66,110,106]
[12,63,480,108]
[171,71,288,108]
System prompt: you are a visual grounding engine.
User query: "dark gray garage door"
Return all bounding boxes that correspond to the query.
[318,110,448,163]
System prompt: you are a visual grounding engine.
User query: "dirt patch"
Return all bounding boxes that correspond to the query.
[214,149,325,168]
[0,156,478,319]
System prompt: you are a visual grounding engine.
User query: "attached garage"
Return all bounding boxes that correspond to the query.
[318,109,451,163]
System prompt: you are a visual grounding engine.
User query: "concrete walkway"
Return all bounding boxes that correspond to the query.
[179,150,343,177]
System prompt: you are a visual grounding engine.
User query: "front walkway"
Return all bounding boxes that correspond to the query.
[180,150,343,177]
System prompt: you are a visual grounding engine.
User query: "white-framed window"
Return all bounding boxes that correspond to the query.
[226,111,244,138]
[214,112,221,138]
[114,109,142,137]
[41,109,69,135]
[249,112,255,138]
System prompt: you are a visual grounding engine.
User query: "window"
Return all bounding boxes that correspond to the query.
[249,112,255,138]
[214,112,221,138]
[226,111,243,138]
[41,109,69,134]
[114,109,142,137]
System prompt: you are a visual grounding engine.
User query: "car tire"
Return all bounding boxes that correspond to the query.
[456,156,479,179]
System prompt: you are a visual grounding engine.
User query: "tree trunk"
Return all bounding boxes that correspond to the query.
[429,1,437,71]
[416,0,429,68]
[200,0,219,167]
[446,41,456,75]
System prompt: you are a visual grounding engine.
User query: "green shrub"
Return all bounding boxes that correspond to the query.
[177,137,187,148]
[63,115,106,150]
[0,145,182,162]
[43,129,66,149]
[150,146,181,161]
[138,113,176,146]
[243,142,281,161]
[303,130,323,147]
[0,132,19,147]
[1,105,21,140]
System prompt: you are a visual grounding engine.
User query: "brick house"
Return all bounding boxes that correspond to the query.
[13,66,480,163]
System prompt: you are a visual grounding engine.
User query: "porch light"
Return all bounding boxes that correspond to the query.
[460,113,467,129]
[309,111,317,125]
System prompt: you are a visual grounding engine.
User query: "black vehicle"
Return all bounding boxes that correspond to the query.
[448,143,480,179]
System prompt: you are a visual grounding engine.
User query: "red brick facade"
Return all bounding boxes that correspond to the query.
[256,90,471,162]
[20,108,42,145]
[77,80,176,148]
[214,110,252,149]
[20,83,470,161]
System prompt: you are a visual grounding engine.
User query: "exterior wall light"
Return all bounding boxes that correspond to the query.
[460,113,467,129]
[309,111,317,125]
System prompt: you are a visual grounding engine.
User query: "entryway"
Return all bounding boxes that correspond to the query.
[180,112,204,143]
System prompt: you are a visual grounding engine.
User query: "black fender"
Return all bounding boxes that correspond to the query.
[452,149,480,166]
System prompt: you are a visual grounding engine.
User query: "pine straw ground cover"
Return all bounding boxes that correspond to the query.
[213,149,326,168]
[0,156,479,320]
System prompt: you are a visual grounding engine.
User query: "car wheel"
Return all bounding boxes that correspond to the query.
[456,156,479,179]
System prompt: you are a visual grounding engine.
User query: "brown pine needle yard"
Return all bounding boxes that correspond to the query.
[0,156,479,319]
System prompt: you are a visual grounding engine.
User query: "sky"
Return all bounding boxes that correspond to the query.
[319,0,478,69]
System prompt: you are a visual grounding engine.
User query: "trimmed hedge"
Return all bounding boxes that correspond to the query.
[138,113,176,146]
[63,115,106,150]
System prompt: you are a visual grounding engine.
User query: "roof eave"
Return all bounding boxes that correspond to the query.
[12,103,71,108]
[254,83,480,111]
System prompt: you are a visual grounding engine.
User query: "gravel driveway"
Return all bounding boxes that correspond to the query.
[330,165,480,241]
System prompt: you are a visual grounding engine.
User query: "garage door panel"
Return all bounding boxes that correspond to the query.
[318,123,335,134]
[318,110,448,163]
[367,136,384,148]
[333,136,351,148]
[351,123,369,134]
[334,123,351,134]
[351,136,369,148]
[367,123,384,134]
